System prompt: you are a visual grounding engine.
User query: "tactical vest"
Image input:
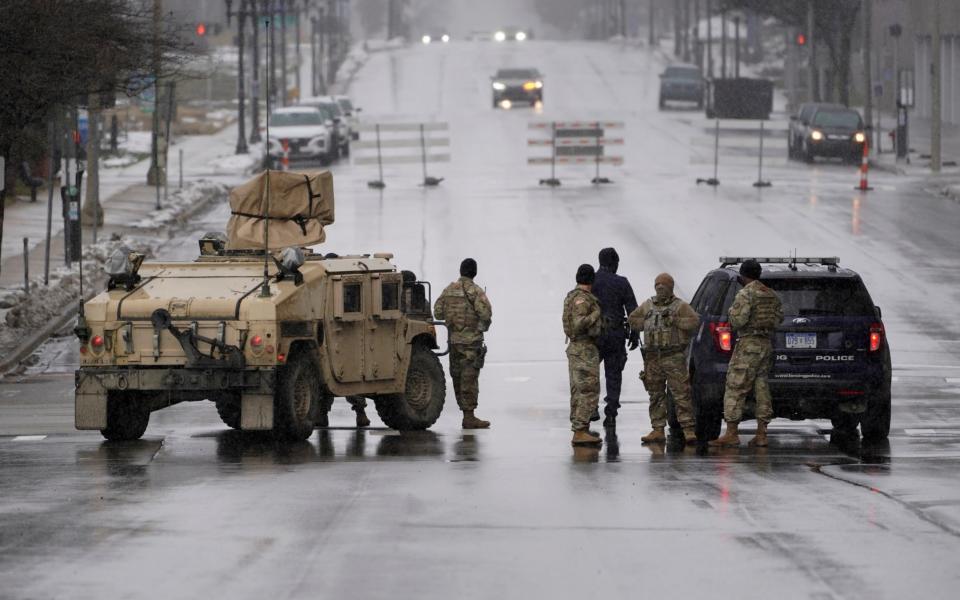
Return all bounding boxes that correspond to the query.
[643,297,685,352]
[746,287,781,333]
[444,283,480,332]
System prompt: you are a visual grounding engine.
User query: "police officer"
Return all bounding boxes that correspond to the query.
[628,273,700,444]
[434,258,493,429]
[710,259,784,448]
[591,248,639,428]
[563,264,603,446]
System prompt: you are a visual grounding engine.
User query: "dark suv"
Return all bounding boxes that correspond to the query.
[658,65,705,109]
[681,257,891,441]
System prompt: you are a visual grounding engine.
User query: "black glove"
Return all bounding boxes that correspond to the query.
[627,331,640,351]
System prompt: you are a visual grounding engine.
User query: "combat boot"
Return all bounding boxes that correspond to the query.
[571,428,602,446]
[709,421,740,447]
[748,421,768,447]
[354,407,371,428]
[462,410,491,429]
[316,411,329,428]
[683,427,697,445]
[641,427,666,444]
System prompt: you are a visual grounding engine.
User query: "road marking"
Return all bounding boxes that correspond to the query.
[946,378,960,383]
[892,376,900,382]
[504,376,531,383]
[904,429,937,436]
[12,435,46,441]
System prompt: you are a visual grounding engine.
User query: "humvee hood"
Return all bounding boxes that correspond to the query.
[226,170,335,250]
[117,265,269,320]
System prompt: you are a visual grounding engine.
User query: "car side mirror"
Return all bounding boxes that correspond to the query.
[874,305,882,319]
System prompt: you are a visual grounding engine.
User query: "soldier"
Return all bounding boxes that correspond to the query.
[591,247,639,428]
[628,273,700,444]
[563,264,603,446]
[710,259,784,448]
[434,258,493,429]
[316,396,371,428]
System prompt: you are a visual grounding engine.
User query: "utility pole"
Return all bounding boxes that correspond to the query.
[310,14,317,96]
[681,0,690,62]
[294,0,302,97]
[82,96,103,229]
[674,0,681,56]
[808,0,819,102]
[250,0,262,143]
[693,0,701,69]
[720,9,727,78]
[931,0,942,172]
[734,15,740,78]
[620,0,627,38]
[863,0,873,150]
[268,1,277,108]
[327,0,336,87]
[706,0,713,78]
[280,0,288,105]
[648,0,655,47]
[235,4,249,154]
[147,0,165,185]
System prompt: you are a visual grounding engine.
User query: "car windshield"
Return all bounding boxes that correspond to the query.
[270,111,323,126]
[722,278,875,317]
[664,67,701,79]
[812,110,862,129]
[496,69,538,79]
[337,98,354,111]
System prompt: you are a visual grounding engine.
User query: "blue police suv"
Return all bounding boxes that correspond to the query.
[679,257,892,441]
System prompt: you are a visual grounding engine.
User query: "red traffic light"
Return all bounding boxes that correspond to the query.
[795,33,807,46]
[196,23,207,36]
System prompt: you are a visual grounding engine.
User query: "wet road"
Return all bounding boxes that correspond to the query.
[3,39,960,599]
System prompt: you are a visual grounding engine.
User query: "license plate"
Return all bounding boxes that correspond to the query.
[786,333,817,349]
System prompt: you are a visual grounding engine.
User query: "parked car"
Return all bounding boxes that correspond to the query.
[334,95,361,141]
[659,64,705,109]
[266,106,333,165]
[682,257,891,442]
[300,96,351,157]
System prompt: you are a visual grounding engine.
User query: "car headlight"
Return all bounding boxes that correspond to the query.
[515,31,527,41]
[854,132,866,143]
[535,80,543,89]
[441,34,450,43]
[810,130,824,141]
[492,82,506,91]
[421,35,431,44]
[494,31,506,42]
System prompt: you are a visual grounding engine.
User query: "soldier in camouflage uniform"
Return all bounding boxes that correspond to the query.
[563,264,603,446]
[434,258,493,429]
[628,273,700,445]
[710,259,784,448]
[316,395,371,428]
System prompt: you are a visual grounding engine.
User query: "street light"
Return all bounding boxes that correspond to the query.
[225,0,252,154]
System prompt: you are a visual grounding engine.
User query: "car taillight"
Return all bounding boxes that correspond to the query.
[250,334,264,354]
[869,323,884,352]
[710,322,732,352]
[90,335,105,354]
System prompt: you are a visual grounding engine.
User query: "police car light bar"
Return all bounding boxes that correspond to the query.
[719,257,839,268]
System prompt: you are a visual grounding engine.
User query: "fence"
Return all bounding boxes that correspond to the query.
[527,121,624,186]
[353,122,451,188]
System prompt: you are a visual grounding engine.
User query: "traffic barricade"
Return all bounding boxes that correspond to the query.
[353,122,450,189]
[527,121,624,186]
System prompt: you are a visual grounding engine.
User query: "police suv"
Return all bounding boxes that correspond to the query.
[680,257,891,441]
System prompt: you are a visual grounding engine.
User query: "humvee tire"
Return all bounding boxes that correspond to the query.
[101,391,151,442]
[374,345,445,431]
[215,397,242,430]
[274,350,321,441]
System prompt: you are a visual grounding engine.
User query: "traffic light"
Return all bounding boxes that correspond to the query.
[196,23,207,37]
[795,32,807,46]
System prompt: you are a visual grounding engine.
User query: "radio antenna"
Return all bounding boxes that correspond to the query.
[259,15,272,298]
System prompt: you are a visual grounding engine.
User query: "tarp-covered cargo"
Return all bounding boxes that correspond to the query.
[226,170,335,249]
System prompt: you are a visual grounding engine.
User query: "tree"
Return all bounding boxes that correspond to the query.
[0,0,193,266]
[721,0,861,105]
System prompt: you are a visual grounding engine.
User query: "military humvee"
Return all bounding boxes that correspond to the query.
[74,170,446,441]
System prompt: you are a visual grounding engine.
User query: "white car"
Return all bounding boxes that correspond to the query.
[267,106,334,165]
[299,96,351,156]
[334,95,361,141]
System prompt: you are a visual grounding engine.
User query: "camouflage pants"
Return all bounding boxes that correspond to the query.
[567,340,600,431]
[641,351,694,429]
[723,337,774,423]
[450,343,483,411]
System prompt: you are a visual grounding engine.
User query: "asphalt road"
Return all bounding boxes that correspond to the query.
[2,39,960,599]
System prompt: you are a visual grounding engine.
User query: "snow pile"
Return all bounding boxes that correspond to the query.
[0,235,159,361]
[207,144,264,175]
[132,180,229,229]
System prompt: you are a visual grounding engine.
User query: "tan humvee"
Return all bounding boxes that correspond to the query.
[74,170,446,441]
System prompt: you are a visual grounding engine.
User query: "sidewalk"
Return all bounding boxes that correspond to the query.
[0,122,261,290]
[870,112,960,179]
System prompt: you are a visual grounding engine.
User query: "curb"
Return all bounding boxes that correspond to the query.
[0,185,227,376]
